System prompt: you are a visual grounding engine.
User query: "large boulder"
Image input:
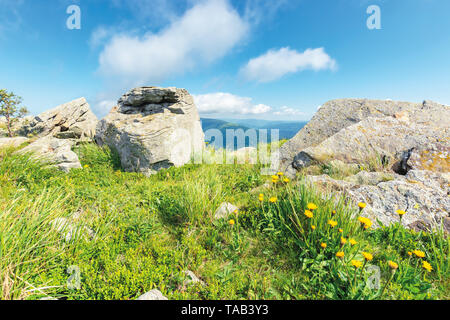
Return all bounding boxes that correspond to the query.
[0,137,29,149]
[18,136,82,172]
[95,87,204,175]
[272,99,450,176]
[292,116,449,173]
[305,169,450,233]
[20,98,98,139]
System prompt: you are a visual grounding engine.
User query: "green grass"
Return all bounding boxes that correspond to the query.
[0,143,448,300]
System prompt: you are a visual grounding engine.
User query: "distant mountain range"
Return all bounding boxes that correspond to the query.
[200,118,307,149]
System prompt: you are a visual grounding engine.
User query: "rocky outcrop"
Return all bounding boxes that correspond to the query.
[292,116,449,172]
[18,136,82,172]
[0,137,29,148]
[95,87,204,175]
[20,98,97,139]
[305,169,450,233]
[272,99,450,177]
[136,289,168,300]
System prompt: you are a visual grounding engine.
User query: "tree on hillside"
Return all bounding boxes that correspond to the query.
[0,89,29,137]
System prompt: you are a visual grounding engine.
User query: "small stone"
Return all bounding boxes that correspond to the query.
[136,289,168,300]
[214,202,238,219]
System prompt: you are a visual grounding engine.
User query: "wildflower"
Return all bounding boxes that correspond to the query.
[328,220,338,228]
[304,210,313,219]
[412,250,425,258]
[407,251,412,256]
[358,216,372,229]
[269,197,277,203]
[228,219,235,226]
[338,228,343,233]
[311,225,316,230]
[320,243,327,249]
[396,209,406,216]
[83,164,89,168]
[388,261,399,270]
[351,260,363,268]
[307,203,318,211]
[362,252,373,261]
[332,210,336,216]
[349,238,357,246]
[340,237,347,245]
[258,194,264,202]
[271,175,279,180]
[358,202,367,210]
[283,177,290,183]
[422,260,432,272]
[336,251,345,259]
[277,172,284,176]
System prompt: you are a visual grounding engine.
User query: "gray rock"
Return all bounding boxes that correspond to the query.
[21,98,98,139]
[0,137,29,148]
[273,99,450,176]
[214,202,239,219]
[294,116,449,172]
[95,87,204,176]
[183,270,205,286]
[344,171,396,185]
[18,136,81,172]
[50,217,95,242]
[305,169,449,232]
[136,289,168,300]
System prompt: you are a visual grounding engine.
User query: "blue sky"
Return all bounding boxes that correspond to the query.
[1,0,449,120]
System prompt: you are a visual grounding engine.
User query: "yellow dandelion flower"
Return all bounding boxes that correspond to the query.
[358,202,367,209]
[269,197,277,203]
[362,252,373,261]
[320,243,327,249]
[283,177,290,183]
[258,194,264,202]
[277,172,284,176]
[349,238,357,246]
[341,237,347,245]
[311,225,316,230]
[351,260,363,268]
[407,251,412,256]
[83,164,89,168]
[422,260,432,272]
[228,219,235,226]
[396,209,406,216]
[412,250,425,258]
[332,210,336,216]
[271,175,279,180]
[338,228,343,233]
[304,210,313,219]
[336,251,345,258]
[306,203,318,211]
[328,220,338,228]
[388,261,399,270]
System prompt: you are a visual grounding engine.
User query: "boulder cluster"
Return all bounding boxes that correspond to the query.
[1,87,204,174]
[272,98,449,233]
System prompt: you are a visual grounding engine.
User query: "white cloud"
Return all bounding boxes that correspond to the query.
[97,0,249,86]
[273,106,305,116]
[194,92,272,115]
[241,47,337,83]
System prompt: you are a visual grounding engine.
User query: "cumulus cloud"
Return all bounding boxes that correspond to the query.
[97,0,249,87]
[194,92,272,115]
[241,47,337,83]
[273,106,305,116]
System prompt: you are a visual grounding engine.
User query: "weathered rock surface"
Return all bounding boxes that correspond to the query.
[214,202,239,219]
[183,270,205,287]
[273,99,450,176]
[50,217,95,242]
[293,116,449,172]
[305,169,450,232]
[20,98,97,139]
[136,289,168,300]
[95,87,204,175]
[0,137,29,148]
[18,136,81,172]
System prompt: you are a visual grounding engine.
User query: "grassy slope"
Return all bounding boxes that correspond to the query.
[0,143,448,300]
